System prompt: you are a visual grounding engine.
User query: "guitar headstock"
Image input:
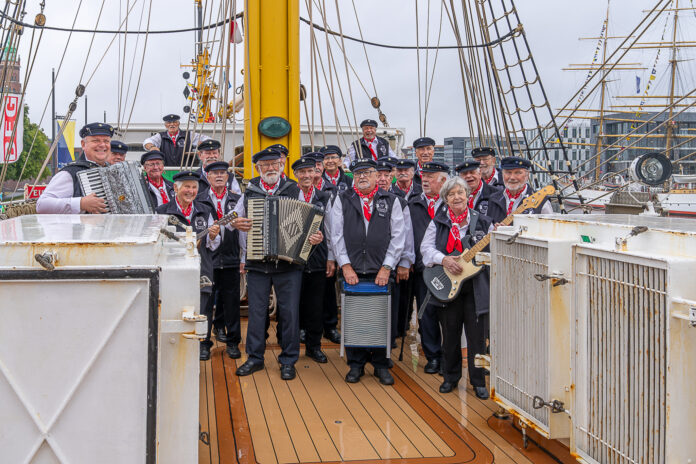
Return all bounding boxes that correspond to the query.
[520,184,555,210]
[217,211,238,226]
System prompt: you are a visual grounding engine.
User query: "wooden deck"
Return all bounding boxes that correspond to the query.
[199,321,575,464]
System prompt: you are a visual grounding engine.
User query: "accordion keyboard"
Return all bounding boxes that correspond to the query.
[246,198,266,261]
[78,169,112,213]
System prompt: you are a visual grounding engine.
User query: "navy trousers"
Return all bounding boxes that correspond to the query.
[323,274,339,332]
[300,271,326,351]
[200,291,213,349]
[413,271,442,362]
[246,269,302,365]
[212,267,241,345]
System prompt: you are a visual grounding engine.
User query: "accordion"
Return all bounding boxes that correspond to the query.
[77,161,154,214]
[340,280,392,358]
[246,196,324,265]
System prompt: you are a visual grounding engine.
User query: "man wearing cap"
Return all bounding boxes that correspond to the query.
[37,123,114,214]
[156,170,221,361]
[412,137,437,185]
[329,158,406,385]
[345,119,396,169]
[194,139,242,196]
[268,143,292,180]
[491,156,554,216]
[141,150,174,207]
[406,161,449,374]
[197,161,243,359]
[320,145,352,195]
[108,140,128,164]
[472,147,503,189]
[391,158,422,200]
[230,147,323,380]
[375,158,415,351]
[142,114,210,166]
[306,151,336,196]
[455,159,506,223]
[293,156,334,363]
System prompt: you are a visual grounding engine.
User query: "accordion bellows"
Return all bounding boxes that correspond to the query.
[246,196,324,265]
[77,161,153,214]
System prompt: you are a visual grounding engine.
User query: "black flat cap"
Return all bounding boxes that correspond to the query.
[304,151,325,162]
[110,140,128,154]
[163,114,180,122]
[350,158,377,172]
[172,170,201,182]
[500,156,531,170]
[375,159,394,171]
[360,119,378,128]
[141,150,165,164]
[320,145,343,156]
[455,159,481,173]
[395,159,416,169]
[204,161,230,172]
[292,157,316,171]
[252,147,282,164]
[198,139,221,151]
[268,143,289,155]
[79,122,114,138]
[471,147,496,158]
[420,161,450,173]
[413,137,436,148]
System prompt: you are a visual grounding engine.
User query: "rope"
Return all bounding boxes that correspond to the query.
[122,0,153,135]
[415,0,423,137]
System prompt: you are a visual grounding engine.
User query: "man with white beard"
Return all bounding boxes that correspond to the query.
[229,147,320,381]
[490,156,554,215]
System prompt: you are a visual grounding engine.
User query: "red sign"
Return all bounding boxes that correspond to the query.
[24,184,46,200]
[2,95,20,163]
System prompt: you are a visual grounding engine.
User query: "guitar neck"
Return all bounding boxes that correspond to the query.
[195,212,237,240]
[460,204,526,261]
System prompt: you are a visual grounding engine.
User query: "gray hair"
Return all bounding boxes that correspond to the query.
[174,180,183,190]
[439,176,470,204]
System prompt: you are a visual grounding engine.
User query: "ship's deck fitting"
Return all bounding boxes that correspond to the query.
[199,321,575,464]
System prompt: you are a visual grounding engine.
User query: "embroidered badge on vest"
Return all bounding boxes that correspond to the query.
[375,198,388,216]
[194,216,207,230]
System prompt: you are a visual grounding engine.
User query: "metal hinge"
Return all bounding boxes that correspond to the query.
[532,395,570,415]
[534,272,570,287]
[161,306,208,339]
[505,225,528,244]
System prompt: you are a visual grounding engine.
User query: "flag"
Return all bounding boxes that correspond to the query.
[230,20,243,44]
[55,119,76,168]
[0,94,23,164]
[636,76,641,94]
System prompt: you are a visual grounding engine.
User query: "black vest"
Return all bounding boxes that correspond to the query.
[390,181,422,201]
[156,199,216,293]
[322,168,353,195]
[243,177,303,274]
[159,130,195,167]
[198,190,242,268]
[408,194,446,271]
[472,181,507,223]
[351,136,391,160]
[340,187,396,275]
[432,208,493,316]
[145,176,175,208]
[60,158,100,198]
[490,184,548,215]
[484,169,504,189]
[304,188,332,273]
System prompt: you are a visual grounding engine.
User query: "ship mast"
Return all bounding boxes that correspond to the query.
[594,3,611,180]
[665,0,680,159]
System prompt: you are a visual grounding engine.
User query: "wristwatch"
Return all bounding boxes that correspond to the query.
[382,264,393,271]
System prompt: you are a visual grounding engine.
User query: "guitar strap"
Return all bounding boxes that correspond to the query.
[465,210,480,248]
[417,291,432,320]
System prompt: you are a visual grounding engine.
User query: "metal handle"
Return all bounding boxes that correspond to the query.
[34,251,57,270]
[534,272,570,287]
[532,395,570,415]
[161,307,208,339]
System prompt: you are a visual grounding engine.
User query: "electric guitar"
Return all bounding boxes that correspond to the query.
[423,185,555,302]
[167,211,238,244]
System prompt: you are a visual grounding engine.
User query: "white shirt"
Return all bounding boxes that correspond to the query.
[420,212,494,267]
[142,131,210,150]
[298,187,335,262]
[36,170,83,214]
[147,178,171,207]
[329,194,406,270]
[399,203,415,268]
[345,138,397,169]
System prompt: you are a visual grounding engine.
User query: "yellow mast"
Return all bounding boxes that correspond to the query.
[243,0,301,179]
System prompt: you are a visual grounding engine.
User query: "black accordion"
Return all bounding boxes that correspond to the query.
[246,196,324,265]
[77,161,154,214]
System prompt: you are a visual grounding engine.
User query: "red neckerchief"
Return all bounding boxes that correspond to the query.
[426,194,439,219]
[364,137,377,160]
[505,186,525,214]
[168,130,179,145]
[212,187,227,219]
[446,207,469,253]
[260,178,278,194]
[176,197,193,223]
[417,161,423,172]
[148,176,169,204]
[468,181,483,209]
[326,170,340,185]
[354,185,378,221]
[302,185,314,203]
[484,169,496,185]
[398,180,413,195]
[315,177,324,190]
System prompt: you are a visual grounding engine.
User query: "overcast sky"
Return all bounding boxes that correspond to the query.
[13,0,684,146]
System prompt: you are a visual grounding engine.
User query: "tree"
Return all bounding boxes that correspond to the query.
[4,105,50,181]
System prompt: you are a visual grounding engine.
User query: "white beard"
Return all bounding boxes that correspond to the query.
[261,172,279,185]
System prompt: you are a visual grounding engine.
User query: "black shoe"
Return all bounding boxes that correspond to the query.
[299,329,306,344]
[439,381,458,393]
[215,328,229,343]
[324,328,341,344]
[226,344,241,359]
[387,359,394,369]
[200,345,211,361]
[235,360,264,376]
[306,349,328,363]
[391,340,397,349]
[374,368,394,385]
[345,367,364,383]
[424,358,440,374]
[474,386,489,400]
[280,364,296,380]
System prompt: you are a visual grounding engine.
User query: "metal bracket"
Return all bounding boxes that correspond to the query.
[671,297,696,327]
[615,225,648,250]
[532,395,570,415]
[474,252,491,266]
[505,225,528,244]
[161,307,208,339]
[474,354,490,371]
[534,272,570,287]
[34,251,57,270]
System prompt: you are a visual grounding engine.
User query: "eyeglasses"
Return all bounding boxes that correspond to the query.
[257,161,280,169]
[354,169,376,178]
[323,155,339,161]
